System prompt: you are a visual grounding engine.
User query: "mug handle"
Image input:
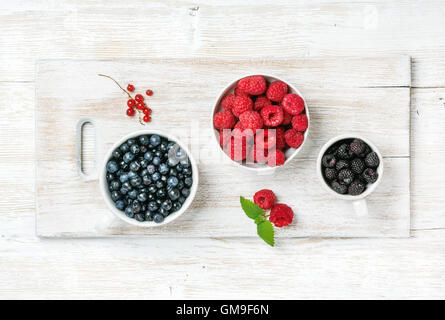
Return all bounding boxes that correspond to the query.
[352,199,368,217]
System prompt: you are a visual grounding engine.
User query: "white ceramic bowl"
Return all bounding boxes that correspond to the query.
[211,74,310,172]
[316,134,384,216]
[99,130,199,227]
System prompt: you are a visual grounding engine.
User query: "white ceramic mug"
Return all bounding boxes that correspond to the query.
[316,134,384,216]
[99,129,199,227]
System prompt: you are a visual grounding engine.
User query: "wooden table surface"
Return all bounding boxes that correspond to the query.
[1,0,445,299]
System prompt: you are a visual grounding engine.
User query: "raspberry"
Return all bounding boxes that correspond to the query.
[260,105,284,127]
[254,189,276,210]
[233,122,255,143]
[255,129,277,150]
[234,121,243,130]
[251,143,268,163]
[282,94,305,115]
[232,96,253,117]
[213,110,236,130]
[281,109,293,126]
[221,94,236,111]
[269,203,293,227]
[225,135,247,161]
[234,86,249,97]
[267,149,285,167]
[266,81,288,102]
[219,130,231,147]
[284,129,304,148]
[239,111,263,130]
[238,75,267,95]
[254,95,272,111]
[291,114,308,132]
[275,127,286,149]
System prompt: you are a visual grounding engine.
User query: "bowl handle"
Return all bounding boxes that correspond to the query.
[352,199,368,217]
[76,118,98,181]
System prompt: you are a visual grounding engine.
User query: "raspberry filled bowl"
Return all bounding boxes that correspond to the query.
[100,130,198,227]
[212,75,310,171]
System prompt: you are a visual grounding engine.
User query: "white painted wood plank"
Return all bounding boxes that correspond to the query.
[35,58,410,238]
[0,0,443,87]
[0,230,444,299]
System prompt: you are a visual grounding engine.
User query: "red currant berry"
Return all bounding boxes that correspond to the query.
[135,94,144,102]
[126,108,135,117]
[127,84,135,92]
[143,108,151,115]
[145,89,153,96]
[136,102,144,110]
[127,99,136,107]
[143,115,151,122]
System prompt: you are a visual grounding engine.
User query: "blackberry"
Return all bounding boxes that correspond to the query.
[358,145,371,158]
[348,180,365,196]
[338,169,354,185]
[331,180,347,194]
[324,168,337,181]
[350,139,366,155]
[365,152,380,168]
[335,160,349,171]
[350,158,365,174]
[322,154,336,168]
[336,143,350,159]
[362,168,378,184]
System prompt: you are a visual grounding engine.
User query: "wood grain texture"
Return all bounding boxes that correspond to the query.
[0,0,443,87]
[35,58,410,238]
[0,0,444,299]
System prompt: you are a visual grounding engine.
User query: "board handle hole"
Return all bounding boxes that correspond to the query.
[80,121,95,176]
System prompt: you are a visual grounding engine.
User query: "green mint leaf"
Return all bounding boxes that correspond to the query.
[254,215,264,225]
[240,196,264,220]
[257,220,275,247]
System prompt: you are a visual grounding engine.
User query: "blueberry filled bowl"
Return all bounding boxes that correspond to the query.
[100,130,198,227]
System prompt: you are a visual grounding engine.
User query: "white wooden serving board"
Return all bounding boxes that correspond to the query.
[35,57,411,238]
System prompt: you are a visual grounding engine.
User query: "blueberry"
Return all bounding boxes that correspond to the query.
[130,176,142,187]
[122,181,131,190]
[176,164,183,172]
[144,151,153,162]
[135,213,145,222]
[130,161,140,172]
[159,207,169,217]
[178,196,186,204]
[128,189,137,199]
[123,152,135,163]
[154,150,162,158]
[159,163,169,174]
[167,142,175,150]
[106,173,115,181]
[115,200,125,210]
[147,201,158,212]
[119,160,129,170]
[153,213,164,223]
[112,150,121,159]
[183,168,192,176]
[169,168,177,176]
[140,169,149,177]
[161,200,172,211]
[184,177,193,187]
[168,157,179,167]
[160,141,169,152]
[177,181,184,190]
[148,185,157,194]
[168,188,180,201]
[137,192,148,202]
[152,157,161,166]
[152,172,161,182]
[140,146,148,153]
[119,143,130,153]
[150,135,161,147]
[120,186,129,195]
[110,180,121,191]
[157,188,167,199]
[110,191,121,202]
[127,171,137,179]
[125,206,134,218]
[156,180,164,189]
[147,165,156,174]
[127,139,137,146]
[140,159,149,168]
[145,211,154,221]
[106,161,119,173]
[130,144,140,155]
[132,201,142,213]
[139,135,150,146]
[142,175,152,185]
[119,174,129,183]
[167,176,179,187]
[180,158,190,168]
[147,193,155,201]
[181,188,190,197]
[171,202,182,212]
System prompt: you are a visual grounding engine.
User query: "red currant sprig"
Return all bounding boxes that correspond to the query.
[98,74,153,124]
